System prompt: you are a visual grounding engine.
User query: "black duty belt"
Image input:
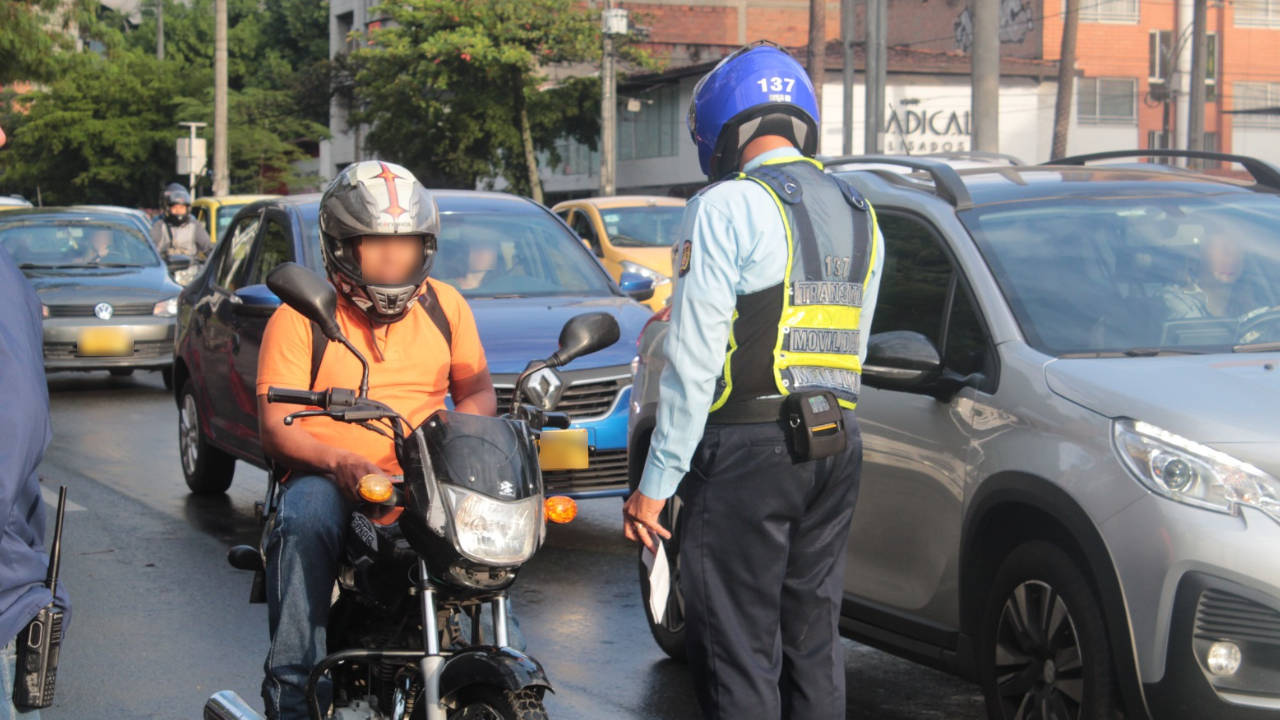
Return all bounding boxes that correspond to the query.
[707,396,786,425]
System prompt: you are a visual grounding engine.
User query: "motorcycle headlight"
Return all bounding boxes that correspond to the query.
[619,260,671,286]
[153,297,178,317]
[1113,418,1280,524]
[441,485,542,565]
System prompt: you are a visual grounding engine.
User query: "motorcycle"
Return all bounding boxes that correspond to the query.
[204,263,620,720]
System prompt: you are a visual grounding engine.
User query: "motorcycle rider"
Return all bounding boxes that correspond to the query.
[150,183,212,262]
[255,160,496,719]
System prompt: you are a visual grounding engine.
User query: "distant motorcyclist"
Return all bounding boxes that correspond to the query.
[150,183,212,262]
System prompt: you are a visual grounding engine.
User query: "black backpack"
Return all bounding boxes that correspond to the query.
[307,283,453,390]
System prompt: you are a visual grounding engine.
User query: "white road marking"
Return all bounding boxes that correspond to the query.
[40,485,87,512]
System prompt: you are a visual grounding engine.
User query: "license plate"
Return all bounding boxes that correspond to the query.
[77,327,133,357]
[539,428,589,471]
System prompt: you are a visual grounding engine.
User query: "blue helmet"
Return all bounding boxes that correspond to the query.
[687,41,820,180]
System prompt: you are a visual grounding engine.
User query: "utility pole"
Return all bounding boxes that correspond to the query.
[600,2,625,195]
[971,0,1000,152]
[841,0,856,154]
[1187,0,1208,156]
[807,0,826,108]
[156,0,164,60]
[864,0,887,153]
[212,0,229,196]
[1051,0,1079,159]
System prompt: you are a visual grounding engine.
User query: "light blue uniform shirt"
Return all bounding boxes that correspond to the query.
[637,147,885,500]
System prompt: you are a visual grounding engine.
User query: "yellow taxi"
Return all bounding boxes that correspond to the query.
[192,194,278,243]
[551,195,685,310]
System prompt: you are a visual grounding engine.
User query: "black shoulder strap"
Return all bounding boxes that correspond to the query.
[417,283,453,349]
[307,285,453,391]
[746,164,822,281]
[308,320,327,391]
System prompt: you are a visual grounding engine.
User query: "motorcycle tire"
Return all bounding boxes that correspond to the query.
[448,687,548,720]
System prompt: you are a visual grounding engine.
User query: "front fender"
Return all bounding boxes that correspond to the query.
[439,647,551,702]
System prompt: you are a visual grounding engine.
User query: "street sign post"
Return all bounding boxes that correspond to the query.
[176,122,208,199]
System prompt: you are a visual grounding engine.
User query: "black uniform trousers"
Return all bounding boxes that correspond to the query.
[677,410,862,720]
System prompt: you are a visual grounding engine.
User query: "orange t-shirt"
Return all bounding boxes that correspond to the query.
[256,278,488,474]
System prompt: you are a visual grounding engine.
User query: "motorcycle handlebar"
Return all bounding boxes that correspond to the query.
[267,387,326,407]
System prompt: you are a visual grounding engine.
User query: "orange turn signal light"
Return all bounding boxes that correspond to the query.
[357,473,395,504]
[545,495,578,524]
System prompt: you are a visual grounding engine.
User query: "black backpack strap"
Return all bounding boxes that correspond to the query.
[306,285,453,391]
[417,284,453,349]
[308,320,327,391]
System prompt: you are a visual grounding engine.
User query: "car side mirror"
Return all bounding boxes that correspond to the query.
[167,253,192,273]
[862,331,944,392]
[232,284,281,316]
[549,312,621,368]
[619,272,655,303]
[265,262,342,340]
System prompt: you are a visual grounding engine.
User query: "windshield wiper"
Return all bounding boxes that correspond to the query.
[90,262,145,268]
[1058,347,1207,359]
[19,263,82,269]
[1234,341,1280,354]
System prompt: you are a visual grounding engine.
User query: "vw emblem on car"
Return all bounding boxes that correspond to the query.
[526,367,565,411]
[94,302,114,320]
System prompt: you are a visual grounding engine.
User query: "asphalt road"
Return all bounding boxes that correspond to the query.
[36,370,986,719]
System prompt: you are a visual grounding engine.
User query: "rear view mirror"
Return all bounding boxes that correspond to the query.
[619,272,655,302]
[266,262,341,340]
[862,331,943,391]
[166,253,192,272]
[549,312,620,367]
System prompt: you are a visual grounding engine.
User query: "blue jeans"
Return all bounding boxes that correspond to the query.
[0,639,40,720]
[262,475,349,720]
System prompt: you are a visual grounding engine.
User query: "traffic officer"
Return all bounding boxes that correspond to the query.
[622,41,884,720]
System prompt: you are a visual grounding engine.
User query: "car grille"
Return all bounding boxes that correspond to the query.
[495,376,628,419]
[542,449,629,495]
[1195,588,1280,647]
[46,302,156,317]
[44,339,172,361]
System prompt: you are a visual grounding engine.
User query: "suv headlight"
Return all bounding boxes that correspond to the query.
[153,297,178,317]
[442,485,541,565]
[619,260,670,286]
[1114,419,1280,523]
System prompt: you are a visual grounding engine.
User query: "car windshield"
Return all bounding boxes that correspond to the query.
[598,205,686,247]
[216,204,247,242]
[0,221,160,268]
[961,193,1280,355]
[435,211,615,298]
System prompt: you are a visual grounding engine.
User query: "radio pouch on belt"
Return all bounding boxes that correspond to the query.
[783,390,846,462]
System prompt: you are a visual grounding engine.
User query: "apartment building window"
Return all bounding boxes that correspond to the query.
[1078,77,1138,123]
[1236,0,1280,27]
[618,84,679,161]
[1069,0,1139,23]
[1149,31,1217,100]
[1233,82,1280,128]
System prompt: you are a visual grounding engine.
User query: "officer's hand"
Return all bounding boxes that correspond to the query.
[622,491,671,553]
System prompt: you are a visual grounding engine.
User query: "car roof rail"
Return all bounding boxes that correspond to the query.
[1048,149,1280,193]
[820,155,974,210]
[921,150,1025,166]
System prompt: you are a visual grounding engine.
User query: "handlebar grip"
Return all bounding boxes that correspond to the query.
[267,387,325,407]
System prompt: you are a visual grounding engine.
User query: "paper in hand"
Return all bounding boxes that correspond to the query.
[641,539,670,625]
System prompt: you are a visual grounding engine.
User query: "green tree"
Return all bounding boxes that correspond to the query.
[0,0,97,84]
[347,0,641,202]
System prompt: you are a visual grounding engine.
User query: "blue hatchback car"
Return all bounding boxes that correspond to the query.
[172,191,652,498]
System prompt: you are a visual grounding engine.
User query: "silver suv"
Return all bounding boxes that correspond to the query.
[627,150,1280,720]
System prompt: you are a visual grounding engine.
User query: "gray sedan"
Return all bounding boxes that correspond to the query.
[1,208,189,387]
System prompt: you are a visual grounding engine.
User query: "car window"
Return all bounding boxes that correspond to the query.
[873,212,994,379]
[215,213,260,291]
[555,208,571,223]
[0,221,158,267]
[570,212,601,253]
[215,203,247,243]
[961,193,1280,354]
[871,213,952,346]
[246,218,293,287]
[599,205,686,247]
[435,211,614,298]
